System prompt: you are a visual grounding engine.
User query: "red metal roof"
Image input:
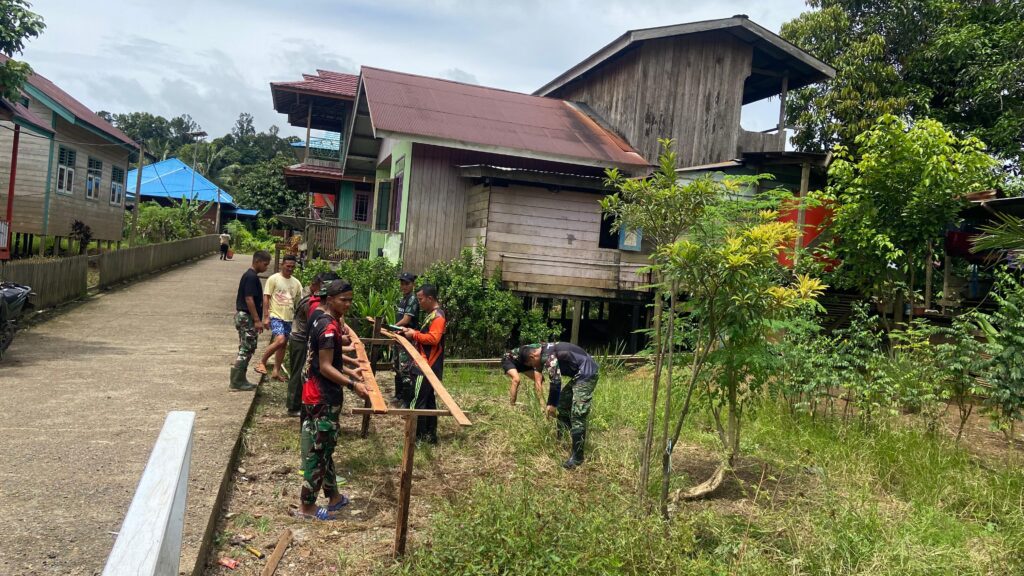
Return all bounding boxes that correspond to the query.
[0,96,53,135]
[0,55,134,146]
[284,163,371,183]
[359,66,649,169]
[271,69,359,100]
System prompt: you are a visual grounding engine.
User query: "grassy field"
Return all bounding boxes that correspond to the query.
[208,365,1024,575]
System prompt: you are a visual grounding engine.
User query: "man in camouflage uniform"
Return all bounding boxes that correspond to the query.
[501,342,599,469]
[298,279,369,520]
[392,272,419,407]
[230,250,271,391]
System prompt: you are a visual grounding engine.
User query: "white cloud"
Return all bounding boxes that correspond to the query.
[22,0,810,137]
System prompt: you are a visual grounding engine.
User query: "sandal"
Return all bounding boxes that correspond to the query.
[293,507,337,521]
[254,363,268,375]
[327,494,350,512]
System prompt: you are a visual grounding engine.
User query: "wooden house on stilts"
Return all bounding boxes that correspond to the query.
[269,15,834,350]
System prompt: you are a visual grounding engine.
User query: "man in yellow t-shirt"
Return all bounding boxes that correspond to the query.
[256,254,303,382]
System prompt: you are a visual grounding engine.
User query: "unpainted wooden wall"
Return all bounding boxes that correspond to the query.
[0,101,130,242]
[482,183,627,299]
[402,144,474,272]
[551,31,753,168]
[0,96,54,236]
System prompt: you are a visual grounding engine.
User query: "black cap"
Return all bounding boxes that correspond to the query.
[319,279,353,297]
[398,272,417,283]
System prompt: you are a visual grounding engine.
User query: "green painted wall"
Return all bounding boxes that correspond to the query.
[388,140,412,233]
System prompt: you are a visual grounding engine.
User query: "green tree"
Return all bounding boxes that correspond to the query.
[232,154,306,218]
[825,115,996,321]
[981,271,1024,443]
[0,0,45,100]
[602,139,722,514]
[782,0,1024,168]
[660,192,826,501]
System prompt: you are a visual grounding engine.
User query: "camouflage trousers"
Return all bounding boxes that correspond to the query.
[557,375,598,439]
[300,403,341,506]
[233,311,258,370]
[394,348,414,402]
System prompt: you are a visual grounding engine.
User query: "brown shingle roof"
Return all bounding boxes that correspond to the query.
[359,66,649,170]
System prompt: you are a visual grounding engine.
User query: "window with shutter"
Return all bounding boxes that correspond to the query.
[375,181,392,231]
[86,157,103,200]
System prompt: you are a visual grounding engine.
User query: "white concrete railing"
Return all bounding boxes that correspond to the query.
[103,411,195,576]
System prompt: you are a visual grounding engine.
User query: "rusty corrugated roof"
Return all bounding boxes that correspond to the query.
[0,96,53,135]
[359,66,649,169]
[0,55,134,146]
[271,69,359,99]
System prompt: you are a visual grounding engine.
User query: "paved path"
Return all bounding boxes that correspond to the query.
[0,255,261,575]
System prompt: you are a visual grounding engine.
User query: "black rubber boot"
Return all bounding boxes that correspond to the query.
[230,366,257,391]
[562,431,586,470]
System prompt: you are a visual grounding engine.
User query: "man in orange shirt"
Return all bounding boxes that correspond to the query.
[398,283,446,444]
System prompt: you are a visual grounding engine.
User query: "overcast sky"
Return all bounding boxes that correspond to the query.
[21,0,812,138]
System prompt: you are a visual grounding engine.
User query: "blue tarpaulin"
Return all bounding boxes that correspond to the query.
[127,157,237,205]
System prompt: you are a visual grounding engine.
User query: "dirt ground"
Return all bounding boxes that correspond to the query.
[0,255,259,575]
[203,372,426,575]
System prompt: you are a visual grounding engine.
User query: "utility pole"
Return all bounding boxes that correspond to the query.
[2,124,20,261]
[129,141,144,246]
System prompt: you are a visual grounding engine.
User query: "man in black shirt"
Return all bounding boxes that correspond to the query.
[298,279,369,520]
[231,250,271,391]
[502,342,599,469]
[392,272,419,406]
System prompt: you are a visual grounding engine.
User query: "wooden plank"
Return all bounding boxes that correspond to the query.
[381,328,472,426]
[486,240,621,262]
[348,329,387,414]
[497,270,617,290]
[361,317,384,437]
[351,408,451,416]
[487,211,601,234]
[393,415,417,557]
[259,528,293,576]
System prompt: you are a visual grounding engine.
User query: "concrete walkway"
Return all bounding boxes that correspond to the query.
[0,255,262,575]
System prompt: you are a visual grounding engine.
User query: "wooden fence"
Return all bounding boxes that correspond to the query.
[0,255,89,309]
[98,235,219,289]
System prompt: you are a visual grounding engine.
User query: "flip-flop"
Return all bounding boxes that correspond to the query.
[292,507,337,521]
[254,364,268,375]
[327,494,350,512]
[273,374,287,383]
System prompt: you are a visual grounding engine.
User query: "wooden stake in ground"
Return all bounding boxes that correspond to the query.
[350,327,471,557]
[394,415,417,555]
[259,528,293,576]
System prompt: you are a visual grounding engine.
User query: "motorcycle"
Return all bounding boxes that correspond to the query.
[0,281,34,358]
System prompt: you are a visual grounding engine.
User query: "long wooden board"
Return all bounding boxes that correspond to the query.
[380,328,472,426]
[348,330,388,414]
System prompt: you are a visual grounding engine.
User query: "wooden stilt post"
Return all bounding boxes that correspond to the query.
[570,299,582,345]
[394,415,417,557]
[925,242,934,311]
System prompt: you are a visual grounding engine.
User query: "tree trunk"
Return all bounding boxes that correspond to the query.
[658,287,677,519]
[638,282,665,508]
